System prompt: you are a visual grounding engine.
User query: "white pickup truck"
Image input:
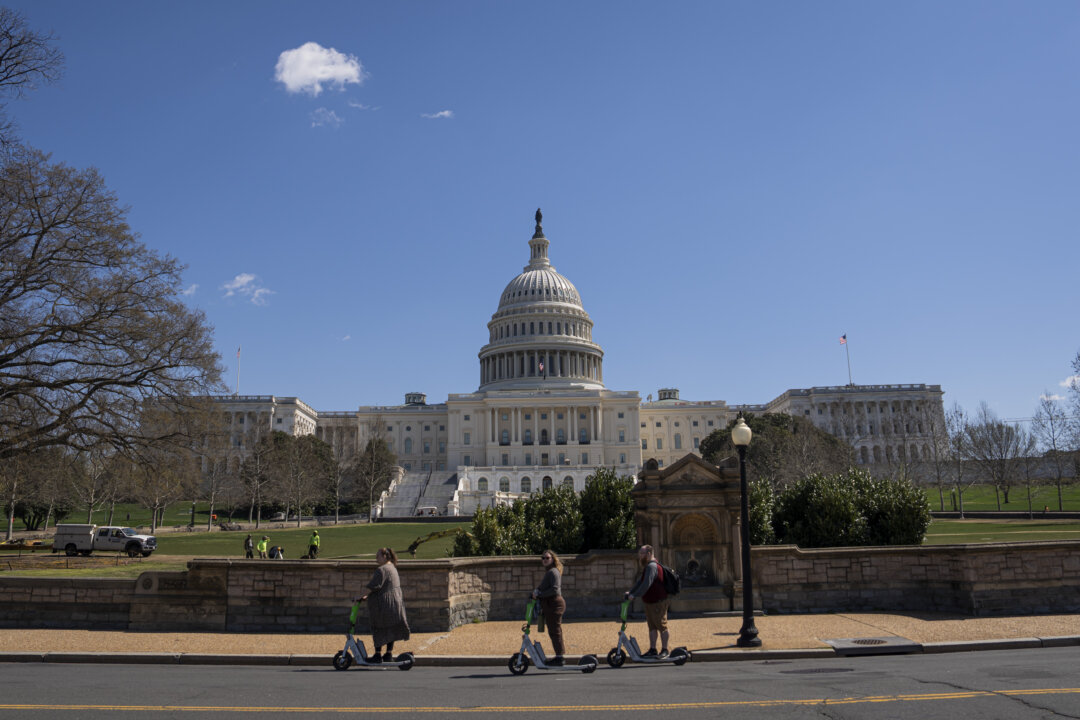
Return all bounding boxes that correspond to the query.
[52,524,157,558]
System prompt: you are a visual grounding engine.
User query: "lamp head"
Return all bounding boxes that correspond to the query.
[732,415,752,447]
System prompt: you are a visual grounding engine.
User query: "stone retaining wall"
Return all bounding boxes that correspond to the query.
[1,542,1078,633]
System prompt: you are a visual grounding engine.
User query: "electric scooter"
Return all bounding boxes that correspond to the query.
[332,599,415,671]
[507,598,598,675]
[606,599,690,668]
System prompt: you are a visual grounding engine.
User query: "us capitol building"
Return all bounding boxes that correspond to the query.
[214,211,945,516]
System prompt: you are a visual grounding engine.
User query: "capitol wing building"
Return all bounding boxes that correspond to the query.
[214,212,945,517]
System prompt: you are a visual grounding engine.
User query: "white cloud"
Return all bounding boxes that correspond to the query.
[275,42,364,96]
[348,100,377,110]
[180,284,198,296]
[342,334,351,341]
[311,107,344,128]
[1040,393,1064,401]
[1059,375,1080,389]
[421,110,454,119]
[221,273,274,305]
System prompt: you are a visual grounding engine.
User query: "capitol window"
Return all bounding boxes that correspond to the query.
[642,439,647,450]
[521,477,531,493]
[619,430,625,442]
[674,434,682,450]
[620,453,626,464]
[541,413,547,420]
[500,478,510,492]
[464,415,470,421]
[477,478,488,492]
[404,438,412,453]
[464,432,471,445]
[618,412,624,418]
[656,438,663,450]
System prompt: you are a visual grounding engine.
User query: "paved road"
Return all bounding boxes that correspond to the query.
[4,647,1080,719]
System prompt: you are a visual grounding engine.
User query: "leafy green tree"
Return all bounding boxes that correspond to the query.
[578,468,636,551]
[699,413,853,487]
[522,484,583,555]
[747,478,775,545]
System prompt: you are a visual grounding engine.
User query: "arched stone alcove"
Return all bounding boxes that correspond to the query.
[632,454,743,610]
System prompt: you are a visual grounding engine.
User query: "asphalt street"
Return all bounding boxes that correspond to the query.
[3,646,1080,719]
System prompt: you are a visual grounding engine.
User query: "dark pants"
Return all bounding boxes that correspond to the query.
[245,549,253,558]
[540,595,566,656]
[309,545,318,558]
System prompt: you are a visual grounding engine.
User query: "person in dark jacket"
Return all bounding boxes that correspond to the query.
[243,534,254,559]
[624,544,669,658]
[531,549,566,666]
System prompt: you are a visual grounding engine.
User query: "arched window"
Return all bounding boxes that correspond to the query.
[557,428,565,444]
[579,428,588,443]
[562,476,574,487]
[540,429,549,444]
[501,429,509,445]
[524,429,532,444]
[542,476,553,490]
[521,477,531,493]
[674,433,682,450]
[499,477,510,492]
[477,477,488,492]
[404,438,412,454]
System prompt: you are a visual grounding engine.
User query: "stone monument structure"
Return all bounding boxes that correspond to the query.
[632,453,746,611]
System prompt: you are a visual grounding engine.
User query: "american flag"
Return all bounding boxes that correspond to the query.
[237,345,241,358]
[839,334,847,345]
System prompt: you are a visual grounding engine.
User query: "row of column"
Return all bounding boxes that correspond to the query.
[488,405,603,445]
[480,349,602,384]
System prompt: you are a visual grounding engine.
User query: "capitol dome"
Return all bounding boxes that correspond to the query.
[478,210,604,391]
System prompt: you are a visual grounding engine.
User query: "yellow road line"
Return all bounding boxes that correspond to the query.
[1,688,1079,713]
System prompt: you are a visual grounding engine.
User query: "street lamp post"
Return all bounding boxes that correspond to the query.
[732,414,761,648]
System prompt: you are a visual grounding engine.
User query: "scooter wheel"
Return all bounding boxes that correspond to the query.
[508,652,529,675]
[396,652,414,671]
[672,647,690,666]
[606,647,625,668]
[579,654,598,673]
[332,650,352,671]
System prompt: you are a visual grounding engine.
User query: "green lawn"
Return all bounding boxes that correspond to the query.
[152,521,471,560]
[924,482,1080,512]
[923,518,1080,545]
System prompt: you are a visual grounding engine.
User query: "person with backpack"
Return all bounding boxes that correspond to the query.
[624,544,670,659]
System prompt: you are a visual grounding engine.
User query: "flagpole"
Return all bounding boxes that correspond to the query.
[844,336,853,386]
[236,345,241,396]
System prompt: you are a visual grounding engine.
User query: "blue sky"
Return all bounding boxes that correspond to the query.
[10,1,1079,423]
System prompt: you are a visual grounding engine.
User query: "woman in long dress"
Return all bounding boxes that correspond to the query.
[356,547,410,662]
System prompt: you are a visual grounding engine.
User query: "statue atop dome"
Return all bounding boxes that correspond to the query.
[533,208,544,239]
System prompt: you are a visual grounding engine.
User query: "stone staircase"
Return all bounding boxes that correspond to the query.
[415,473,458,514]
[377,470,429,517]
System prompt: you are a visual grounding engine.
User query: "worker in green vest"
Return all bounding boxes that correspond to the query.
[257,535,269,559]
[308,530,320,559]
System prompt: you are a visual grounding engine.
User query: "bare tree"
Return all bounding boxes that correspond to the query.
[1013,425,1042,518]
[965,402,1027,509]
[346,416,397,518]
[266,432,334,528]
[240,430,276,528]
[1032,394,1073,511]
[0,7,64,146]
[944,404,978,517]
[918,413,953,511]
[0,147,224,464]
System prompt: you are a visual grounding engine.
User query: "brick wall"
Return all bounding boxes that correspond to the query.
[2,542,1079,632]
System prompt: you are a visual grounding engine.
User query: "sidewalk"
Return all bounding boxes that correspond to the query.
[2,612,1079,665]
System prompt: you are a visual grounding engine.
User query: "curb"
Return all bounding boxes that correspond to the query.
[0,636,1077,666]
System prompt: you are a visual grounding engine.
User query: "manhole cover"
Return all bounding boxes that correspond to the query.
[851,639,887,646]
[824,636,923,656]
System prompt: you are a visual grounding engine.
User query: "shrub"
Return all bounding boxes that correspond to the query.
[772,472,867,548]
[747,479,775,545]
[771,468,932,548]
[579,468,636,551]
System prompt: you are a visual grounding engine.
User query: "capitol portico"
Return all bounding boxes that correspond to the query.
[213,211,946,516]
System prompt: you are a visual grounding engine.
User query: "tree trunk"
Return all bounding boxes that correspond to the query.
[1027,484,1033,519]
[958,488,965,519]
[5,482,16,541]
[44,502,53,532]
[938,485,944,512]
[207,501,215,532]
[994,485,1001,511]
